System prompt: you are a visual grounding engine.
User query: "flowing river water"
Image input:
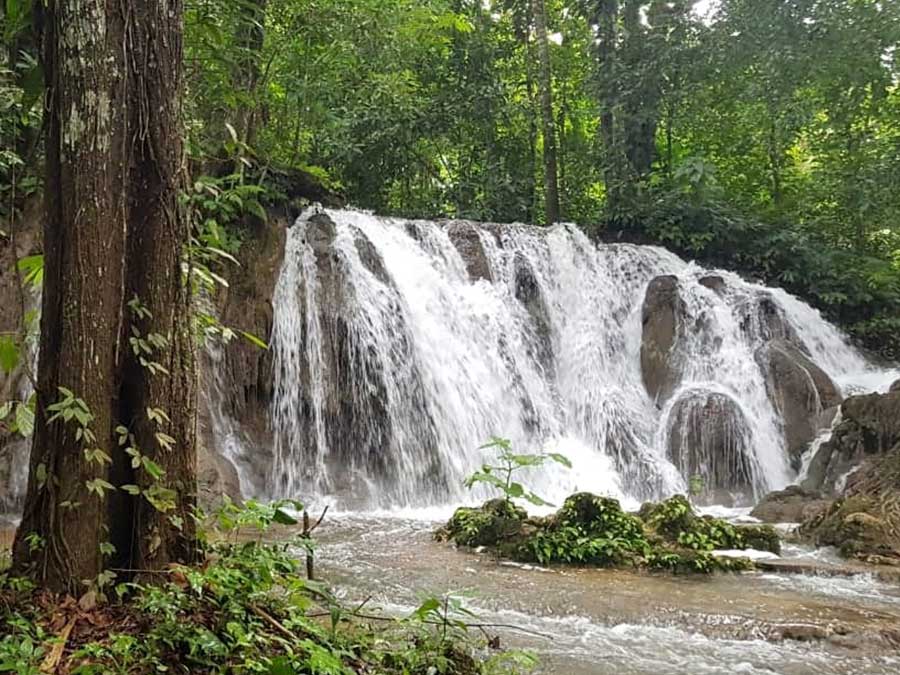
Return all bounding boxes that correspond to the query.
[311,512,900,675]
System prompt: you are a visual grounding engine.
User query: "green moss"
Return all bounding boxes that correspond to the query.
[437,499,527,548]
[438,493,779,575]
[737,524,781,554]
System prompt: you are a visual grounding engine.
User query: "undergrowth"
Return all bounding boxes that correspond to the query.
[0,502,535,675]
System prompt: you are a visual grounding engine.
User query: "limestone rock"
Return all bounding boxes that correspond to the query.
[698,275,726,294]
[756,339,842,465]
[739,292,803,346]
[198,442,243,508]
[751,485,831,524]
[666,390,757,504]
[802,390,900,494]
[513,253,553,373]
[641,275,685,405]
[447,221,493,283]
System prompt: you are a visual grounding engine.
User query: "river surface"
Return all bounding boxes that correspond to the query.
[312,513,900,675]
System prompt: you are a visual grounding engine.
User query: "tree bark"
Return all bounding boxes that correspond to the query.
[533,0,560,224]
[13,0,197,593]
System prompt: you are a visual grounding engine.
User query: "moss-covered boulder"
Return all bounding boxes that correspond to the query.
[639,495,780,554]
[436,499,529,550]
[801,495,900,563]
[438,492,777,574]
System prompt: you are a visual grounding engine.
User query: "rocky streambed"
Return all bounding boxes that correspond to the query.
[313,511,900,675]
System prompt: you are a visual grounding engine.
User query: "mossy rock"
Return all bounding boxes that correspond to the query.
[802,495,898,561]
[439,492,777,574]
[737,524,781,554]
[646,546,755,574]
[436,499,527,548]
[639,495,695,540]
[558,492,645,540]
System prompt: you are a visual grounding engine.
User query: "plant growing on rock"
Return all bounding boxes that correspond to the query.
[464,437,570,508]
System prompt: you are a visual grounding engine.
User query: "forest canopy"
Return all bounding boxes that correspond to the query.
[2,0,900,354]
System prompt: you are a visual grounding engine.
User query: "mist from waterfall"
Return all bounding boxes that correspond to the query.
[266,208,896,510]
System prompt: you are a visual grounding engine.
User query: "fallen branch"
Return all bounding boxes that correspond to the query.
[304,609,553,640]
[41,617,76,673]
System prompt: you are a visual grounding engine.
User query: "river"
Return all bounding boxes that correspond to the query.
[313,512,900,675]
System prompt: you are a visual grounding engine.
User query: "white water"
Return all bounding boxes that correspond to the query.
[266,208,897,509]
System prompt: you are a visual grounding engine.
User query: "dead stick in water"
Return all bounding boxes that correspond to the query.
[302,505,329,580]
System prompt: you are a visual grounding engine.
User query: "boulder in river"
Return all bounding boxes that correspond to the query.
[641,275,686,405]
[802,390,900,495]
[665,389,757,504]
[756,339,842,466]
[750,485,831,524]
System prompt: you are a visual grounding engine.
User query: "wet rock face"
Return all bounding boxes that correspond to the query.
[447,221,493,283]
[801,494,900,563]
[514,253,553,373]
[666,390,757,503]
[750,485,831,524]
[197,441,243,508]
[641,275,685,405]
[802,390,900,494]
[698,275,726,294]
[740,293,803,347]
[756,339,842,466]
[279,213,443,499]
[200,212,289,497]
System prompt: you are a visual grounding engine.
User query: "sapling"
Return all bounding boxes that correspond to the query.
[464,437,571,508]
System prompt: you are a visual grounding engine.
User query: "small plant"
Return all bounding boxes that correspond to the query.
[464,437,570,508]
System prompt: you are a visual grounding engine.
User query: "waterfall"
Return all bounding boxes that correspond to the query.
[267,208,896,510]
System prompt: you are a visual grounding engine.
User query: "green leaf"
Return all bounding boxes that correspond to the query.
[506,482,525,498]
[141,456,165,480]
[238,330,269,350]
[15,401,34,437]
[272,508,298,525]
[0,336,20,374]
[547,452,572,468]
[17,254,44,289]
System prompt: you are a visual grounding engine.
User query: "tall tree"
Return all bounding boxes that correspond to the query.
[13,0,197,593]
[533,0,560,223]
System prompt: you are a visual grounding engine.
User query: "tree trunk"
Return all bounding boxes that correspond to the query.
[595,0,621,211]
[13,0,197,594]
[533,0,560,224]
[233,0,269,149]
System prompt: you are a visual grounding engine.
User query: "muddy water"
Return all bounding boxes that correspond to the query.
[312,514,900,675]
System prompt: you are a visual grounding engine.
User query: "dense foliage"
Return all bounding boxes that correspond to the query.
[2,0,899,353]
[0,501,533,674]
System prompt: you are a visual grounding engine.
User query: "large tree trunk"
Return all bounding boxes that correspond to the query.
[533,0,560,224]
[13,0,196,594]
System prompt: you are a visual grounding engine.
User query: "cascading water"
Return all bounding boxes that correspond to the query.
[267,208,897,510]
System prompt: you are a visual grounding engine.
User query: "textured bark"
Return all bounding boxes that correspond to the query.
[13,0,196,593]
[533,0,560,224]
